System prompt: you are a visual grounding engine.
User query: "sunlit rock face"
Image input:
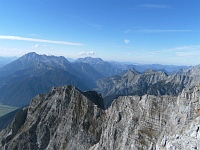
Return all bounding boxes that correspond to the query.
[1,84,200,150]
[156,84,200,150]
[90,95,176,150]
[0,86,106,150]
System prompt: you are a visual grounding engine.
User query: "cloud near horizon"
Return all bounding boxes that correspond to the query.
[78,51,95,55]
[34,44,39,48]
[0,35,83,46]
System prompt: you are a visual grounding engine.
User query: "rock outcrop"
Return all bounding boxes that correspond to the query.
[156,84,200,150]
[91,95,176,150]
[0,85,105,150]
[1,84,200,150]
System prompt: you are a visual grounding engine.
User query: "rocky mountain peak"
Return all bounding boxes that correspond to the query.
[20,52,70,65]
[76,57,104,64]
[0,85,105,150]
[144,69,155,74]
[0,52,72,77]
[128,68,140,75]
[19,52,44,64]
[22,52,39,59]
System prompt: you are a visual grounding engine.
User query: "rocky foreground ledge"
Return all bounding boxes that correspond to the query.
[1,84,200,150]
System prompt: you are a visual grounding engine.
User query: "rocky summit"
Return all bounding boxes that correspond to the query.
[0,85,105,150]
[1,84,200,150]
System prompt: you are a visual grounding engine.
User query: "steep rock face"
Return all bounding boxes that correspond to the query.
[0,108,21,131]
[92,84,200,150]
[1,84,200,150]
[91,95,176,150]
[156,84,200,150]
[0,86,105,150]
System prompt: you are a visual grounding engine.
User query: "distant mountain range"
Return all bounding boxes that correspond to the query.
[0,52,192,107]
[0,56,18,68]
[75,57,123,77]
[0,52,200,150]
[109,61,190,74]
[76,56,190,76]
[97,65,200,108]
[0,53,103,107]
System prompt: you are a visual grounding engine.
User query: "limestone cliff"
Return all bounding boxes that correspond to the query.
[92,84,200,150]
[0,85,105,150]
[156,84,200,150]
[1,84,200,150]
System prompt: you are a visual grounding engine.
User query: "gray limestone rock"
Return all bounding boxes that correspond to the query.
[0,85,105,150]
[1,84,200,150]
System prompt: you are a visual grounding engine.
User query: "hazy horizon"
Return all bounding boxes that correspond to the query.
[0,52,193,66]
[0,0,199,65]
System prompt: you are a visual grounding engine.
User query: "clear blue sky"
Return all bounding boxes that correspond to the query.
[0,0,199,65]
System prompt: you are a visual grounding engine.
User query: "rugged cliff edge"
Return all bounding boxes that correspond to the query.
[1,84,200,150]
[97,65,200,102]
[0,86,105,150]
[156,85,200,149]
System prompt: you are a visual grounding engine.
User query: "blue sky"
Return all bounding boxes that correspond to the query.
[0,0,199,65]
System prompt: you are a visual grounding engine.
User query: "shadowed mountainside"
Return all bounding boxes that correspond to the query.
[0,53,104,107]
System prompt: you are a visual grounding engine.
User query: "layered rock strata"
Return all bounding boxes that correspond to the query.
[0,86,105,150]
[1,84,200,150]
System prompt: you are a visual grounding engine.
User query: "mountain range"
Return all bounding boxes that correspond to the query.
[0,52,190,107]
[0,53,103,107]
[97,65,200,108]
[0,52,200,150]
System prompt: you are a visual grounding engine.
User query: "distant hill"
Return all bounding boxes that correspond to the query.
[0,56,17,68]
[110,61,190,74]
